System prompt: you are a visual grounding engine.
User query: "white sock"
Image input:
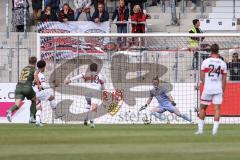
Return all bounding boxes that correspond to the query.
[36,110,42,124]
[212,121,220,135]
[197,119,204,133]
[50,100,57,110]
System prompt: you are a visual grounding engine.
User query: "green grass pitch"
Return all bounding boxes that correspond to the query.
[0,124,240,160]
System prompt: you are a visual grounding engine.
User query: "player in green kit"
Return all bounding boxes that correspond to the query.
[6,56,40,123]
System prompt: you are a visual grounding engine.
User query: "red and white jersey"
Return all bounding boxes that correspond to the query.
[201,57,227,94]
[70,72,104,90]
[33,72,49,92]
[38,72,46,85]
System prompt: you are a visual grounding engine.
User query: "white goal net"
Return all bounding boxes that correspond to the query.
[37,33,240,124]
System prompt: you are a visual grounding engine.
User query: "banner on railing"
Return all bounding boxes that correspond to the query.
[37,21,110,33]
[37,22,110,58]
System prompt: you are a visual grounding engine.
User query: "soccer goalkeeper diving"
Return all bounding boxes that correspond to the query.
[139,76,192,123]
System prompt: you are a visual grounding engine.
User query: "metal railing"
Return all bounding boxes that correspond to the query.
[0,32,36,83]
[233,0,236,19]
[110,21,147,33]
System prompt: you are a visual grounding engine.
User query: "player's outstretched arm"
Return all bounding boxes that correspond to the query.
[139,98,152,111]
[64,73,84,85]
[64,79,72,85]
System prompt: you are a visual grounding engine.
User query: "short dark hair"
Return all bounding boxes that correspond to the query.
[192,19,199,25]
[233,52,239,57]
[152,76,159,82]
[44,5,51,12]
[63,3,69,8]
[211,44,219,54]
[90,63,98,72]
[29,56,37,65]
[37,60,46,69]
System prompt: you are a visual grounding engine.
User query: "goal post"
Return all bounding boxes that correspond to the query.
[37,33,240,124]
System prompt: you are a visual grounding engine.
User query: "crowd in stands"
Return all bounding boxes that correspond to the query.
[12,0,151,33]
[151,0,198,10]
[11,0,240,80]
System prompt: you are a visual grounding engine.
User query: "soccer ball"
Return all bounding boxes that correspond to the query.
[142,117,151,125]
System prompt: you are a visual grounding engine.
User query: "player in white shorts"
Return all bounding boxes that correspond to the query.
[195,44,227,135]
[34,60,57,126]
[64,63,105,128]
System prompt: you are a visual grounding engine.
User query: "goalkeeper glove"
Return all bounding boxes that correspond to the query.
[139,104,148,111]
[171,101,176,106]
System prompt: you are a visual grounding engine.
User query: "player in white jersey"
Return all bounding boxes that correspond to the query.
[195,44,227,135]
[34,60,57,126]
[64,63,105,128]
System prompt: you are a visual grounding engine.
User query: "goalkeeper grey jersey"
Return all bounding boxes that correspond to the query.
[149,86,171,106]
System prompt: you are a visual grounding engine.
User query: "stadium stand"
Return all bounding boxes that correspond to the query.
[0,0,239,33]
[0,0,240,83]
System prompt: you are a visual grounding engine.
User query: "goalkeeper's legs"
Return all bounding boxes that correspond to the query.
[150,107,165,120]
[173,108,192,122]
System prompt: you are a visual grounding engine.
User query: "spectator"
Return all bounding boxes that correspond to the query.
[40,6,57,22]
[112,0,129,33]
[170,0,179,25]
[32,0,43,25]
[45,0,60,16]
[189,19,204,69]
[131,5,147,33]
[168,0,197,10]
[125,0,147,15]
[12,0,30,32]
[131,4,148,46]
[227,53,240,81]
[85,7,92,21]
[191,0,197,10]
[58,3,75,22]
[189,19,204,49]
[60,0,70,9]
[74,0,91,21]
[150,0,160,6]
[91,3,109,23]
[92,0,105,11]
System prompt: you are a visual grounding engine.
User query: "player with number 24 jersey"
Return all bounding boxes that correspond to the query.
[201,57,227,94]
